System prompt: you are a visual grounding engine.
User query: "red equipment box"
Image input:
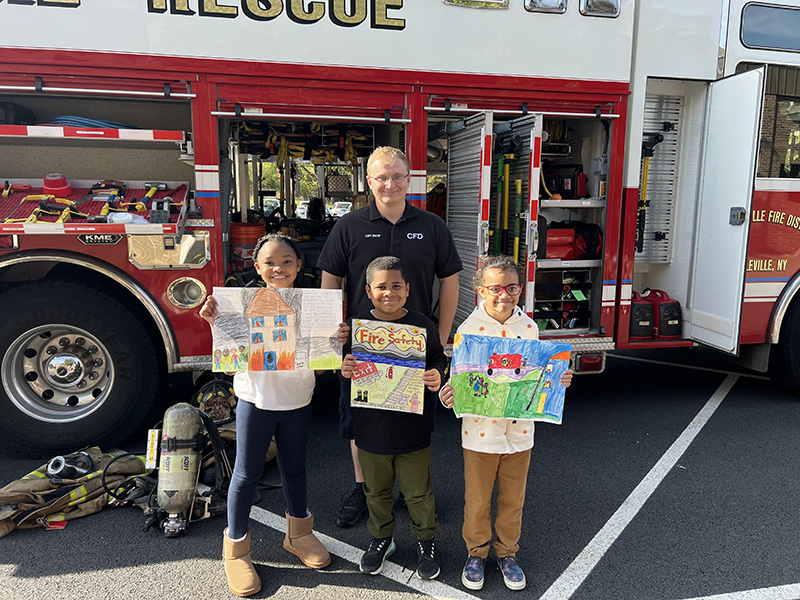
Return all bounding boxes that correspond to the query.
[545,229,575,260]
[643,289,683,340]
[629,291,655,340]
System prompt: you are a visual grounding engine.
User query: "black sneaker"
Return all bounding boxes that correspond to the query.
[360,536,395,575]
[335,483,367,528]
[415,537,440,580]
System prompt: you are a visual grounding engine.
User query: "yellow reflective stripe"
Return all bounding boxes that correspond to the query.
[46,511,66,522]
[67,485,88,507]
[23,470,46,479]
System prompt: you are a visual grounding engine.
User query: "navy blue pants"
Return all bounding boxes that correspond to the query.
[227,400,311,539]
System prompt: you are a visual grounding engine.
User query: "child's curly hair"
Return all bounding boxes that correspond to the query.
[472,255,522,291]
[366,256,407,285]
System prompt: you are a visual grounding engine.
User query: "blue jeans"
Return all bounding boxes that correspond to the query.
[227,400,311,539]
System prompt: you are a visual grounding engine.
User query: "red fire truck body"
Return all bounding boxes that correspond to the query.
[0,0,799,454]
[488,354,525,379]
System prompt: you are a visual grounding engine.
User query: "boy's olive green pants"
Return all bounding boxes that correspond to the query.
[358,446,439,540]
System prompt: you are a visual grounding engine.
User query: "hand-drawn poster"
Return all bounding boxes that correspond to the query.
[211,287,342,372]
[350,319,426,415]
[450,333,571,424]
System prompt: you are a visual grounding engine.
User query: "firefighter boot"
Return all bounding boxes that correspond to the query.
[283,511,332,568]
[222,529,262,597]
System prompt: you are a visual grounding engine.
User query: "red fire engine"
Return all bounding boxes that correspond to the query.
[487,354,523,376]
[1,0,799,454]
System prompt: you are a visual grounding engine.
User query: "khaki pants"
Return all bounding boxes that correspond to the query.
[358,446,438,540]
[462,447,532,559]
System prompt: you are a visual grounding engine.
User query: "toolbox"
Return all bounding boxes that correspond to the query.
[643,288,683,339]
[629,291,655,340]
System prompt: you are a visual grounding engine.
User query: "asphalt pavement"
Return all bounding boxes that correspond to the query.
[0,350,798,600]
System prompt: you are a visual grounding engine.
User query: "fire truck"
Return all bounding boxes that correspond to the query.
[487,353,524,376]
[1,0,799,454]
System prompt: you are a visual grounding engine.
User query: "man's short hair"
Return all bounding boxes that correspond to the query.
[367,146,410,174]
[366,256,407,285]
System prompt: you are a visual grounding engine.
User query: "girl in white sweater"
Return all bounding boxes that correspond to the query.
[440,255,573,591]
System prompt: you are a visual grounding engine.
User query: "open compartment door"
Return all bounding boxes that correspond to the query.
[447,112,493,328]
[491,114,544,315]
[688,68,764,352]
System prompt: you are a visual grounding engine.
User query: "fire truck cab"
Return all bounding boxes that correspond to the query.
[0,0,799,455]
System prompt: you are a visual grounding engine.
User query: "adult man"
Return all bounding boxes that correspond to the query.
[318,146,462,528]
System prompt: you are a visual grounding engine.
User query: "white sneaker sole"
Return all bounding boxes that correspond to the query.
[361,540,396,575]
[462,572,484,590]
[416,566,440,580]
[502,575,527,591]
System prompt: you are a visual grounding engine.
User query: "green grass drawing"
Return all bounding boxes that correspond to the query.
[452,369,544,418]
[308,353,341,370]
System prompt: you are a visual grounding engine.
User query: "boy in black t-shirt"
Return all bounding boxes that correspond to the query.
[341,256,447,580]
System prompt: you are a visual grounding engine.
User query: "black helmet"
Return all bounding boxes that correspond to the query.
[191,379,237,425]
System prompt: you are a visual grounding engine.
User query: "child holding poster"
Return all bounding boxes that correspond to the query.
[200,233,347,597]
[341,256,447,580]
[440,255,574,592]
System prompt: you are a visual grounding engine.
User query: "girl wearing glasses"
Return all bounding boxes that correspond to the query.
[440,255,573,592]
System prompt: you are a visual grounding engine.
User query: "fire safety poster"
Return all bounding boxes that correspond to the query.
[450,334,572,424]
[349,319,427,415]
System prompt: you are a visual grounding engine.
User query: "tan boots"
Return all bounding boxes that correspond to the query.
[222,514,329,596]
[222,529,262,597]
[283,512,332,569]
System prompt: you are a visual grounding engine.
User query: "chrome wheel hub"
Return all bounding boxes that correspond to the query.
[2,325,114,423]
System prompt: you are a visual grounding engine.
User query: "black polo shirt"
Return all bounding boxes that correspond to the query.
[318,201,462,319]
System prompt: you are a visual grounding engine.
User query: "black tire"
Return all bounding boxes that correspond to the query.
[770,298,800,395]
[0,279,162,456]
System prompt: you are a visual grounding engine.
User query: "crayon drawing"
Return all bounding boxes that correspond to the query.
[212,287,342,372]
[350,319,427,415]
[450,333,571,423]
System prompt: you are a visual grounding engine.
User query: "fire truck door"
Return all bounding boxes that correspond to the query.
[447,112,494,328]
[687,67,764,353]
[492,113,544,315]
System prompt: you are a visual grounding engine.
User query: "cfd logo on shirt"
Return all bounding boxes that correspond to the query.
[407,233,424,239]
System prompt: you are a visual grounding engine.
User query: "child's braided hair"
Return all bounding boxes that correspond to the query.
[252,232,302,263]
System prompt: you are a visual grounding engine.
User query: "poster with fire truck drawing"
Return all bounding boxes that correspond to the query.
[350,319,427,415]
[450,334,572,424]
[211,287,342,372]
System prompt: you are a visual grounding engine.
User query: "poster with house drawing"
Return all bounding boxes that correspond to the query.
[350,318,426,415]
[211,287,342,372]
[450,334,571,424]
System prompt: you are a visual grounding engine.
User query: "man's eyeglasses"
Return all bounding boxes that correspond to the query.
[369,174,409,184]
[481,284,522,296]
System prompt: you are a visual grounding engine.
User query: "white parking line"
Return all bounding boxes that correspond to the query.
[249,505,482,600]
[538,374,740,600]
[677,583,800,600]
[609,354,769,379]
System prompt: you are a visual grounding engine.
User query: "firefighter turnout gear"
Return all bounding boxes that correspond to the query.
[0,447,147,538]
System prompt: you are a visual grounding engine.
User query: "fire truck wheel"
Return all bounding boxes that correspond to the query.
[0,280,162,456]
[770,298,800,396]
